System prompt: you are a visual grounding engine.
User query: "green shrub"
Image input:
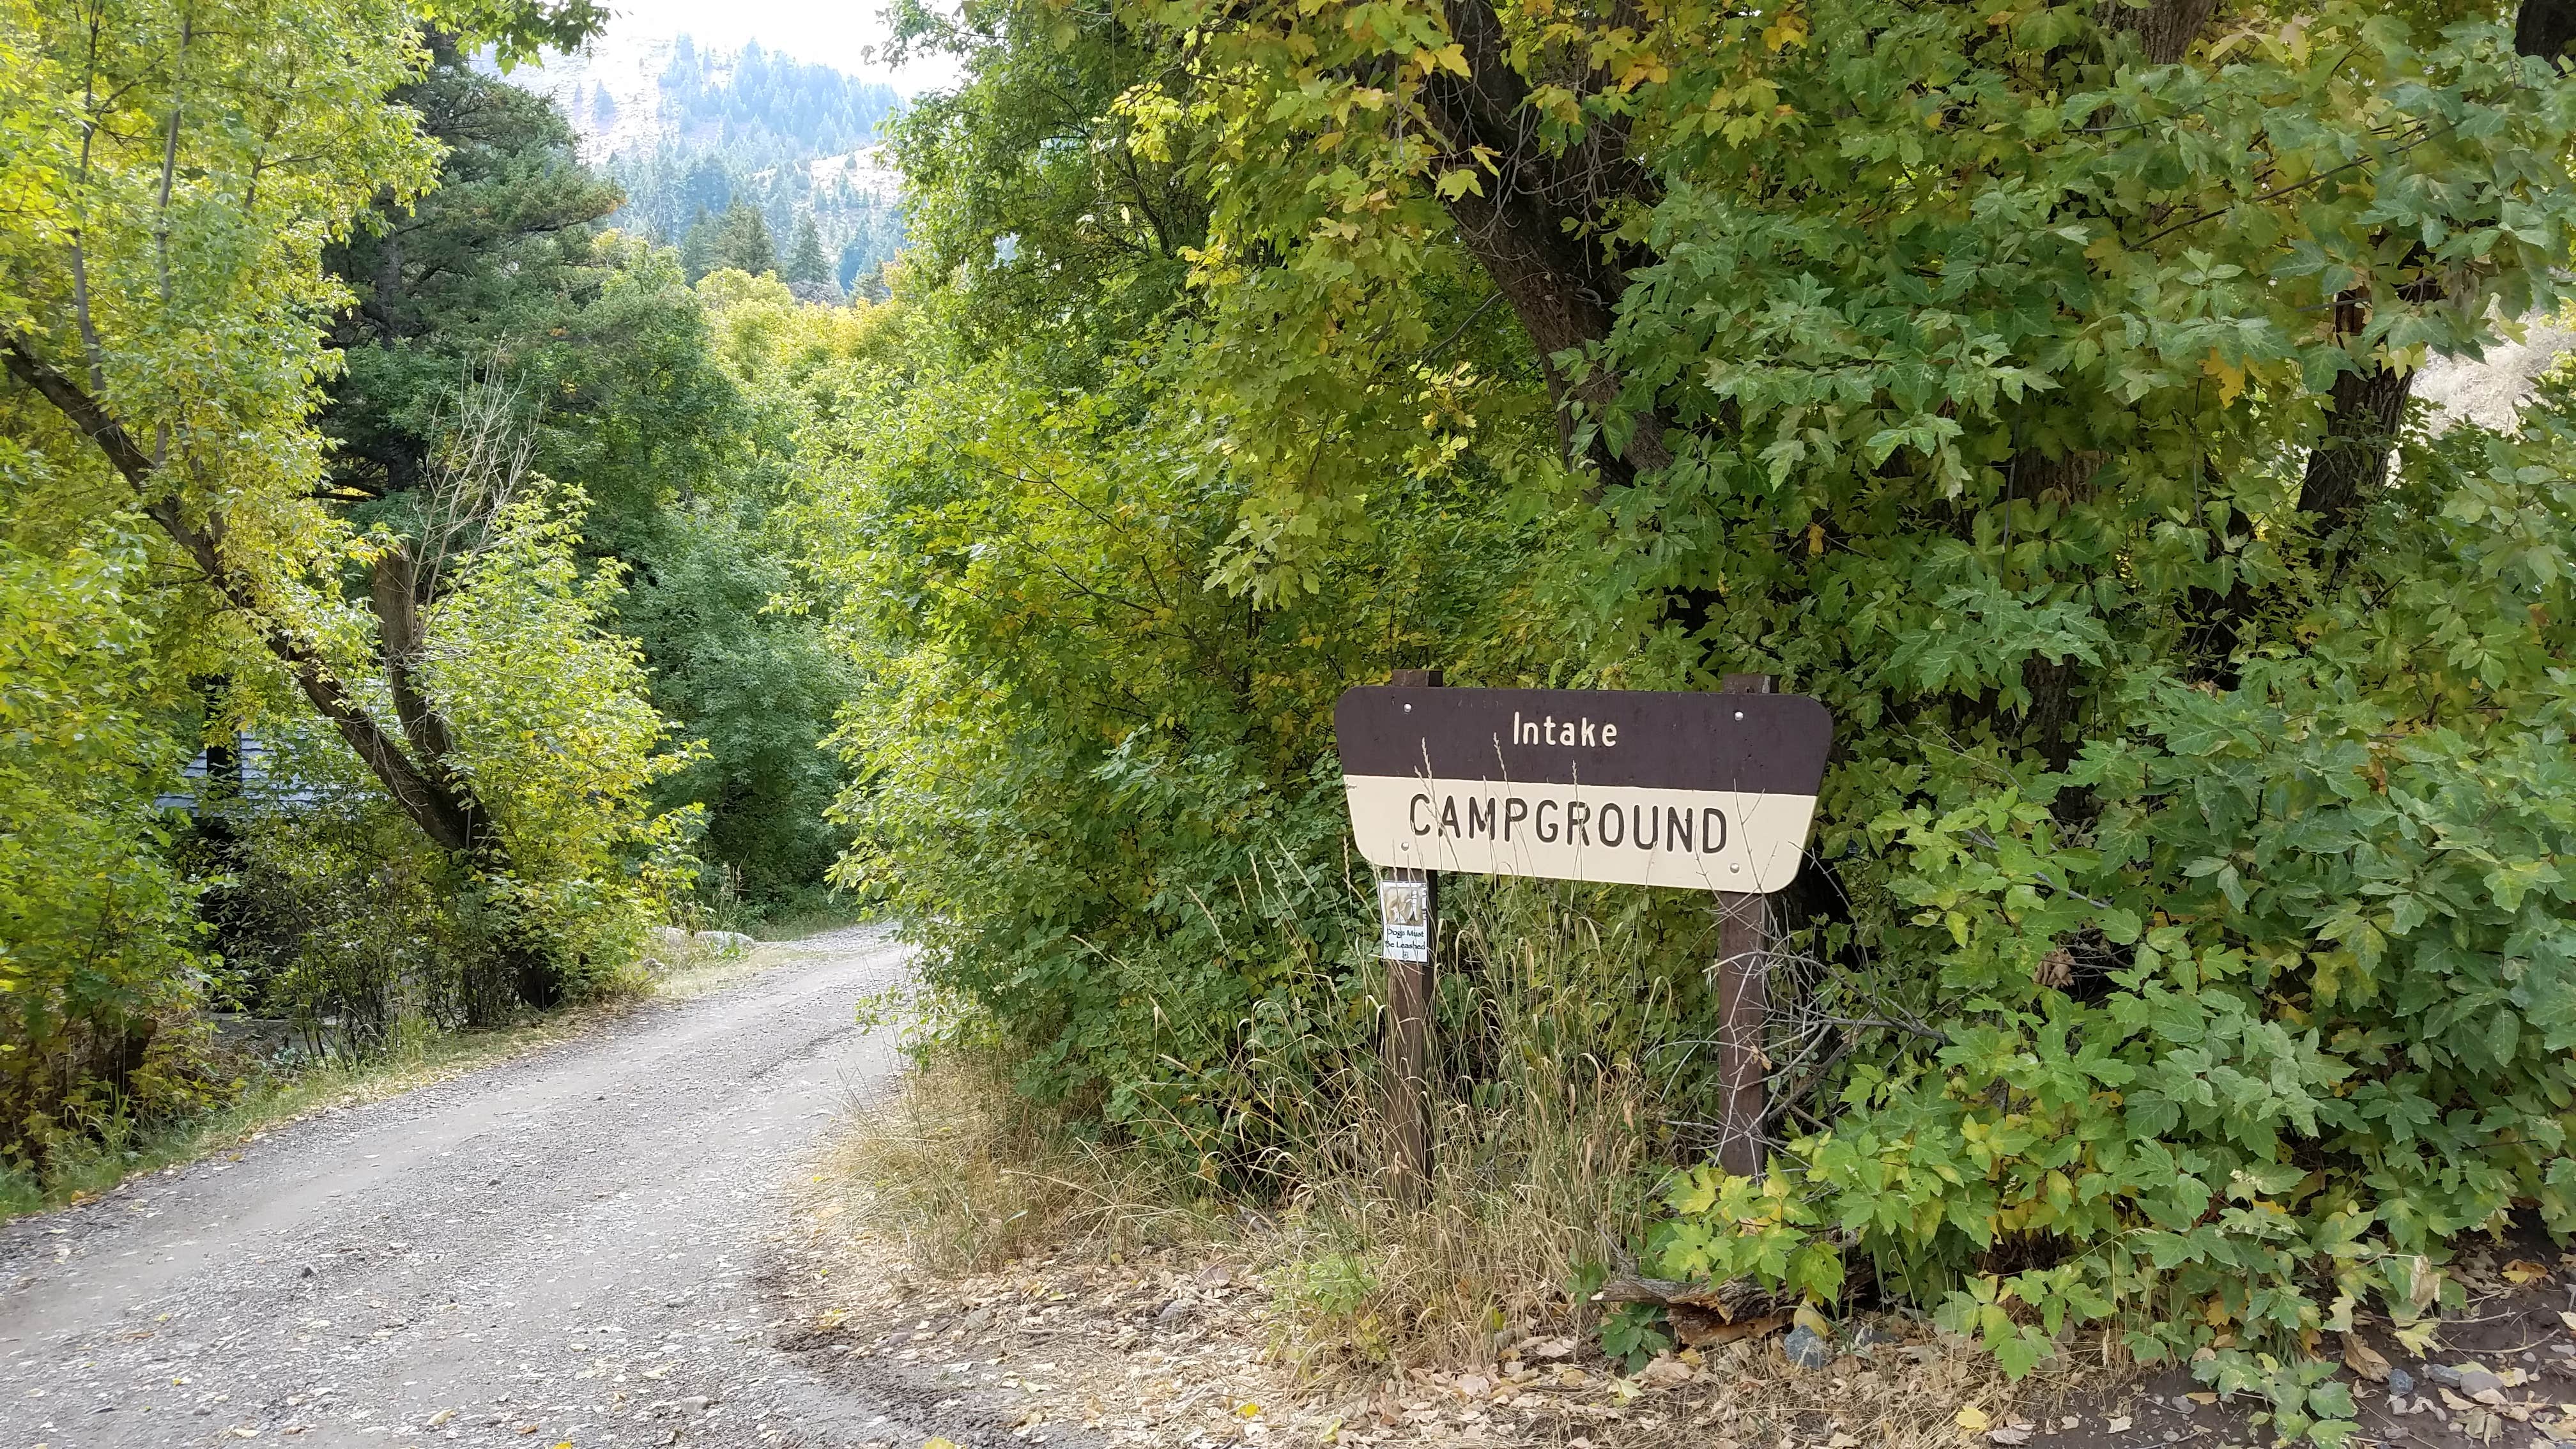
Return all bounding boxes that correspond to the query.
[1646,386,2576,1420]
[0,518,216,1163]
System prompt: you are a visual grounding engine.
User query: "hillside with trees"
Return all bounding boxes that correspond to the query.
[520,34,908,298]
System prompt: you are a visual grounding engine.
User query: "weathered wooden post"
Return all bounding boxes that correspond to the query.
[1715,673,1774,1179]
[1380,667,1441,1199]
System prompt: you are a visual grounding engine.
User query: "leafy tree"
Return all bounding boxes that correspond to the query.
[0,514,210,1161]
[850,0,2576,1415]
[808,0,1565,1176]
[415,480,703,964]
[3,0,443,889]
[0,0,664,1020]
[882,0,1209,361]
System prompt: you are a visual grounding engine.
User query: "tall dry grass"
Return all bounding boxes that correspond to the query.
[822,877,1703,1376]
[1252,883,1672,1371]
[817,1040,1223,1275]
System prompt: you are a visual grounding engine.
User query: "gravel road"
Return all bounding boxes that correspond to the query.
[0,926,1025,1449]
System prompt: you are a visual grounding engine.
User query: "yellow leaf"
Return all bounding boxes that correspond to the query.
[2202,351,2246,408]
[1763,10,1808,50]
[2504,1259,2550,1285]
[1957,1405,1992,1431]
[1807,521,1825,555]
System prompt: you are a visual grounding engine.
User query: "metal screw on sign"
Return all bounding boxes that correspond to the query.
[1381,666,1441,1200]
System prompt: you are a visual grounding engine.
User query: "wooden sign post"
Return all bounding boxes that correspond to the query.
[1713,673,1774,1178]
[1381,667,1441,1198]
[1338,673,1832,1186]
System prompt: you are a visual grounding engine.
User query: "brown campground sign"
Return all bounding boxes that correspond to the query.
[1333,686,1834,893]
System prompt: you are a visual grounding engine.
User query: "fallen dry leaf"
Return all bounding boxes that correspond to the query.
[2506,1260,2552,1285]
[2106,1415,2133,1433]
[1636,1356,1693,1390]
[2341,1332,2393,1383]
[1673,1307,1790,1347]
[1956,1405,1992,1432]
[1987,1429,2032,1446]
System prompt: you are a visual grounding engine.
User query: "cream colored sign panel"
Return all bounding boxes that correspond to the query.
[1342,776,1817,892]
[1333,687,1834,891]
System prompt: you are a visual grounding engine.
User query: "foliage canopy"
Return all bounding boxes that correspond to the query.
[832,0,2576,1426]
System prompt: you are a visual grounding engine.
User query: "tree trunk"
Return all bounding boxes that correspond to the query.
[2100,0,2218,65]
[1423,0,1669,483]
[2298,345,2414,538]
[2520,0,2576,62]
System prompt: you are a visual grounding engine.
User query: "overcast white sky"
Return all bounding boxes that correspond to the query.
[599,0,963,91]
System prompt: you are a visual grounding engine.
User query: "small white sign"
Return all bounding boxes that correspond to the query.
[1378,878,1430,962]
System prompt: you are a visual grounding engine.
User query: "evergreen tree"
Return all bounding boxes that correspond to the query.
[783,211,830,288]
[319,58,846,924]
[679,205,716,282]
[709,201,775,277]
[323,46,624,493]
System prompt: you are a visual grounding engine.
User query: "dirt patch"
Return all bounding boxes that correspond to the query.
[778,1155,2576,1449]
[770,1200,2045,1449]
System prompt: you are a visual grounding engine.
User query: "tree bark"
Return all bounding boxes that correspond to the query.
[2101,0,2218,65]
[2290,3,2567,536]
[1422,0,1669,484]
[369,541,464,776]
[2520,0,2576,63]
[2297,326,2414,537]
[3,329,493,861]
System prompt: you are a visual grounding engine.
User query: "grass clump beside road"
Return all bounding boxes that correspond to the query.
[0,932,800,1222]
[818,896,1663,1368]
